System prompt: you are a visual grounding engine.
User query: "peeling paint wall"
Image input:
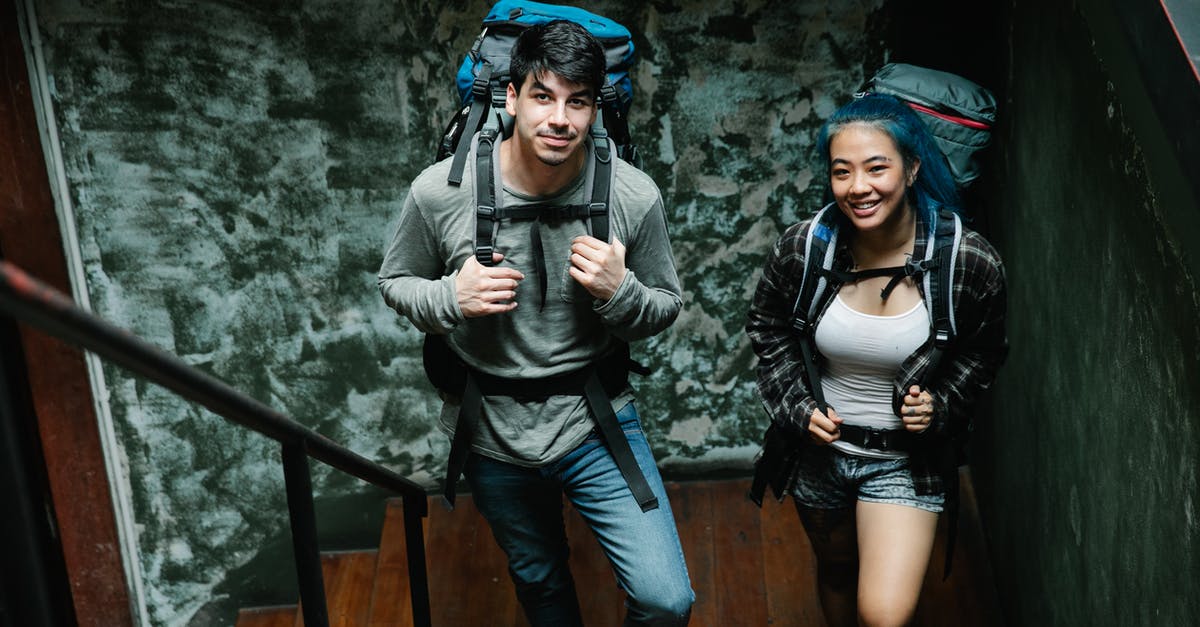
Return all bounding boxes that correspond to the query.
[30,0,892,623]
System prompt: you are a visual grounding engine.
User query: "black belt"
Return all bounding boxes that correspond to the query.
[837,424,917,451]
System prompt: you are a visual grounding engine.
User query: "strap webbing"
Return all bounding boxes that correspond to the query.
[921,210,960,385]
[795,324,828,415]
[448,67,493,186]
[442,373,483,509]
[837,424,916,451]
[474,129,499,266]
[529,218,547,311]
[589,125,613,242]
[583,374,659,512]
[435,345,659,513]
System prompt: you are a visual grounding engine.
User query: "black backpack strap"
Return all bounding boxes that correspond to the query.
[473,130,611,306]
[448,65,494,186]
[920,209,962,386]
[588,125,614,242]
[442,371,482,509]
[790,203,841,415]
[908,209,962,578]
[583,373,659,512]
[433,339,659,512]
[473,127,500,267]
[598,83,640,168]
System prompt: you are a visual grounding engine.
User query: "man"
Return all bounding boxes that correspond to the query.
[379,20,694,626]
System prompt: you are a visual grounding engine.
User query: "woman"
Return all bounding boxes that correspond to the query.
[746,93,1007,627]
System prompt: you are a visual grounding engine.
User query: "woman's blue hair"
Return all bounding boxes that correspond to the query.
[816,93,961,221]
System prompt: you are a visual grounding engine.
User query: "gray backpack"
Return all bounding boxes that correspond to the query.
[862,63,997,190]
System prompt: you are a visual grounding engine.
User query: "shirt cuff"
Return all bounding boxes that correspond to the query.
[592,269,637,321]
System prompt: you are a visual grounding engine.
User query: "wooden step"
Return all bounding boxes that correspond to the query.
[235,606,295,627]
[237,551,378,627]
[303,551,377,627]
[238,474,1002,626]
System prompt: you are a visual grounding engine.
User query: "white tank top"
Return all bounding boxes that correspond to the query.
[814,294,930,459]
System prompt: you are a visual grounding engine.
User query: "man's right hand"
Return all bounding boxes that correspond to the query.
[808,407,842,445]
[455,253,525,318]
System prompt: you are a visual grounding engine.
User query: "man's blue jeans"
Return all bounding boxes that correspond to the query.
[464,402,694,626]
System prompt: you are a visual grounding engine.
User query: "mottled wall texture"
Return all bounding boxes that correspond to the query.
[970,0,1200,625]
[29,0,908,623]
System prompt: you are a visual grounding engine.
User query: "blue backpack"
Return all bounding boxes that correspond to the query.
[436,0,641,186]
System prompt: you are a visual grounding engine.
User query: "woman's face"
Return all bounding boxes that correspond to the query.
[828,123,918,234]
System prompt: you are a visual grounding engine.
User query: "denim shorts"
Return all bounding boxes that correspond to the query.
[791,445,945,513]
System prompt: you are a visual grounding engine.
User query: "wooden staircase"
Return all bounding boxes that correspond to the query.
[236,474,1002,626]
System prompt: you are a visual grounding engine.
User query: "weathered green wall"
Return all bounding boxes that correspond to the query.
[30,0,903,623]
[972,0,1200,625]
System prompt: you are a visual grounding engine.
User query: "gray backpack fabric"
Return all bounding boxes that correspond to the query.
[863,63,997,190]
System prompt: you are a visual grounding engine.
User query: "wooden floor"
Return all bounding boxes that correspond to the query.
[237,472,1002,626]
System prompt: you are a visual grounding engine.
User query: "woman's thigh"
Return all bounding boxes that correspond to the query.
[854,501,938,623]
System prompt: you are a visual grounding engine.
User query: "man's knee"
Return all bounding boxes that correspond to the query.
[627,586,694,625]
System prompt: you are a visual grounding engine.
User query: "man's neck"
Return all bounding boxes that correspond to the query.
[498,136,589,197]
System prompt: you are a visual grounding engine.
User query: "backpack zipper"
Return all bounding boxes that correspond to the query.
[905,102,991,131]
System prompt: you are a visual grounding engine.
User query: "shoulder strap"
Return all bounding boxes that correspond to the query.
[448,65,496,186]
[791,203,841,324]
[472,126,614,268]
[472,126,501,267]
[919,209,963,384]
[789,203,840,413]
[588,122,614,242]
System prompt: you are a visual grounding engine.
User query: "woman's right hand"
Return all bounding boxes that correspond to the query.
[808,407,842,444]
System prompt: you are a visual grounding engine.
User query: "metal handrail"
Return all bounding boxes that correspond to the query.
[0,260,432,627]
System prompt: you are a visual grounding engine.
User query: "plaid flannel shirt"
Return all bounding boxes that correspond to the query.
[746,210,1008,495]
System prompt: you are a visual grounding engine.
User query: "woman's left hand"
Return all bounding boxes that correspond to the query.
[901,385,935,432]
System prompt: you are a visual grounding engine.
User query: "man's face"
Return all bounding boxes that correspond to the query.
[506,71,597,167]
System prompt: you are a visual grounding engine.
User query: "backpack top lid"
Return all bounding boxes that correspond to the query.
[867,63,996,125]
[863,63,997,191]
[484,0,632,42]
[454,0,636,111]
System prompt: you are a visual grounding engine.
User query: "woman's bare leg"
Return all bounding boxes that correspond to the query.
[854,501,938,627]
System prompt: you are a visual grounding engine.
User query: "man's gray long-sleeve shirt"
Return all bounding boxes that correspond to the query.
[379,139,682,466]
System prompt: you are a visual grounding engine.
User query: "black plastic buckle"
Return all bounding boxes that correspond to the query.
[934,328,952,346]
[471,75,490,98]
[791,317,810,336]
[905,257,935,277]
[477,205,496,218]
[851,427,907,451]
[588,202,607,217]
[600,84,618,105]
[475,246,494,265]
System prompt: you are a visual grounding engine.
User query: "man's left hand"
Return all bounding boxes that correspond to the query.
[568,235,627,301]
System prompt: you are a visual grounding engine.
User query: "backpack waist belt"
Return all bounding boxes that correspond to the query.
[747,423,917,505]
[439,346,659,513]
[836,424,917,451]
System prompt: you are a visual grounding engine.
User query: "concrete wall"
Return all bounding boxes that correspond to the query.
[27,1,905,623]
[972,0,1200,625]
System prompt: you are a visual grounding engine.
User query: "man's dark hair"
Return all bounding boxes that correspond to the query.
[509,20,605,98]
